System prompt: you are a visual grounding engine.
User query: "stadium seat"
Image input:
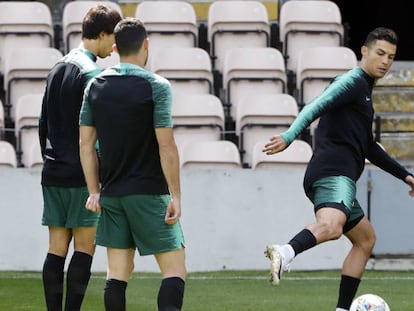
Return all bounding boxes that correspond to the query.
[279,0,344,73]
[222,47,286,119]
[3,47,62,121]
[180,140,242,168]
[208,0,270,73]
[62,1,123,53]
[0,1,54,74]
[135,1,198,71]
[235,94,298,167]
[14,93,42,167]
[296,46,357,107]
[172,93,225,151]
[25,140,43,168]
[251,139,313,169]
[151,47,214,95]
[0,100,4,131]
[0,140,17,167]
[296,46,357,143]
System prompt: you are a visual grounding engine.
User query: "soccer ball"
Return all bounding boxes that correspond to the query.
[350,294,390,311]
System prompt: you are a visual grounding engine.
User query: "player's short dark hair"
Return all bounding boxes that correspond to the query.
[364,27,398,47]
[114,18,147,57]
[82,5,122,39]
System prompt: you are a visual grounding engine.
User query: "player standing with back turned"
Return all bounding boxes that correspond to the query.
[79,18,186,311]
[39,5,121,310]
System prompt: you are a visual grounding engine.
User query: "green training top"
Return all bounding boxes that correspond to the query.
[39,48,101,187]
[279,66,411,192]
[80,63,172,196]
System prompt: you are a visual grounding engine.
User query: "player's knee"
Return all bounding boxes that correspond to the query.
[362,231,376,254]
[322,222,343,240]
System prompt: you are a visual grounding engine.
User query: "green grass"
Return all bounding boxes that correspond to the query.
[1,270,413,310]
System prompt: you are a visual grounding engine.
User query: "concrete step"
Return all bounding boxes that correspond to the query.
[379,132,414,162]
[373,87,414,113]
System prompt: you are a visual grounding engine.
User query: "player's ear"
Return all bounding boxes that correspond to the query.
[113,43,119,55]
[144,37,149,51]
[361,45,368,57]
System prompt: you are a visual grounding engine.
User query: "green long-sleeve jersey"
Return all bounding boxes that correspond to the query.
[280,66,411,192]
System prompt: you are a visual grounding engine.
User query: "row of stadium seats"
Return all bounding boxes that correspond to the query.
[3,91,302,168]
[0,0,346,80]
[0,0,348,122]
[0,44,356,124]
[0,136,313,169]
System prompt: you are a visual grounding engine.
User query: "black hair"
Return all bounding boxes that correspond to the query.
[364,27,398,47]
[114,18,147,57]
[82,5,122,39]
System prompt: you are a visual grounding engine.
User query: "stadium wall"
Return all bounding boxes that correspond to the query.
[1,167,413,272]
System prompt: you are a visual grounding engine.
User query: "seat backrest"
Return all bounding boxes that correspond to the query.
[0,100,4,129]
[25,138,43,168]
[3,47,62,120]
[173,93,224,124]
[15,93,43,134]
[235,94,298,167]
[0,1,54,72]
[135,1,197,38]
[151,47,213,94]
[172,93,225,150]
[296,46,357,107]
[62,1,123,52]
[207,0,270,72]
[252,139,313,169]
[136,1,198,71]
[14,93,42,167]
[222,47,286,119]
[180,140,242,168]
[0,140,17,168]
[279,0,344,72]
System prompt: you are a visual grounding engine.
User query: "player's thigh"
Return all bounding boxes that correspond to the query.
[42,186,99,228]
[65,187,100,227]
[72,226,97,255]
[155,248,186,280]
[48,226,72,256]
[96,196,135,249]
[106,247,135,281]
[345,216,376,250]
[123,194,185,256]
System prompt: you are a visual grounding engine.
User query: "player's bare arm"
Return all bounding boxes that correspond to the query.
[79,125,101,212]
[262,135,288,155]
[155,127,182,224]
[405,174,414,197]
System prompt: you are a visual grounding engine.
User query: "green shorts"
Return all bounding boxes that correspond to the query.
[305,176,364,233]
[42,186,100,228]
[97,194,185,256]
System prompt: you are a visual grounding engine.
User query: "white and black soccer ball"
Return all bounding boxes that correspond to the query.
[350,293,390,311]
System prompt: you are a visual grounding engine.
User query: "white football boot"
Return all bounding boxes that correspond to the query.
[264,244,288,286]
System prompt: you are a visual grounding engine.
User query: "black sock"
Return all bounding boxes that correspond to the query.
[337,275,361,309]
[157,277,185,311]
[288,229,317,255]
[65,251,93,311]
[42,253,66,311]
[104,279,128,311]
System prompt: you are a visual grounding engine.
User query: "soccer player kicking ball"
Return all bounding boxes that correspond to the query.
[262,27,414,311]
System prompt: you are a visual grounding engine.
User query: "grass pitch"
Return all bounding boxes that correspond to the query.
[0,270,413,310]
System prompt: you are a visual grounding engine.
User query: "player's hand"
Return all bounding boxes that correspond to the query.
[405,175,414,197]
[85,193,101,212]
[262,135,287,155]
[165,197,181,225]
